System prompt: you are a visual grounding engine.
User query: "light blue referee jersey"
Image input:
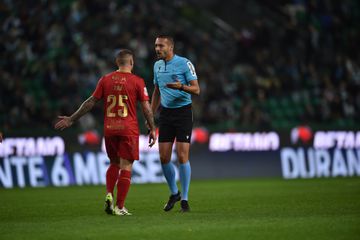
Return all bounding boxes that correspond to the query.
[153,54,197,108]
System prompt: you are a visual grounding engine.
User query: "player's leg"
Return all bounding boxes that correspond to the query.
[113,158,133,216]
[106,157,120,195]
[104,157,120,214]
[104,137,121,214]
[113,136,138,216]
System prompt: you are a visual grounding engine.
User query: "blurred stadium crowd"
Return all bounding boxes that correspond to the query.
[1,0,359,132]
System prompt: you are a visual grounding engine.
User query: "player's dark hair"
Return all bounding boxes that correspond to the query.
[116,49,133,66]
[156,34,174,46]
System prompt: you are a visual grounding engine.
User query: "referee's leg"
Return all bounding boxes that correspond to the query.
[176,142,191,212]
[159,142,179,195]
[160,142,181,211]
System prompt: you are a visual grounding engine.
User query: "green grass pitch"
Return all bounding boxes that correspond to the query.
[0,178,359,240]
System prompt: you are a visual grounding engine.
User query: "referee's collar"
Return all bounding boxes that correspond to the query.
[165,54,178,64]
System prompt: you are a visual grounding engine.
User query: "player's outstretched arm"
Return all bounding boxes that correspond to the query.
[140,101,157,147]
[54,96,99,131]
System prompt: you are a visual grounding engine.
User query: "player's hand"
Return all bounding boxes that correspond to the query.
[148,129,157,147]
[166,79,182,90]
[54,116,74,130]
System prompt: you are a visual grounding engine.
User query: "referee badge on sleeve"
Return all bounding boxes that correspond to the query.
[187,61,197,77]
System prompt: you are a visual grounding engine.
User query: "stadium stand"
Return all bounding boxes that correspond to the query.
[1,0,359,132]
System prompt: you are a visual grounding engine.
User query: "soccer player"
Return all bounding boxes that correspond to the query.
[55,49,157,216]
[150,35,200,212]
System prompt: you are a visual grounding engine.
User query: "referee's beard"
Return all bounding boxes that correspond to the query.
[156,50,169,60]
[156,53,165,60]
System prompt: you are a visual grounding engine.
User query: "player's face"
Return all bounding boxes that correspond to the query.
[155,38,173,60]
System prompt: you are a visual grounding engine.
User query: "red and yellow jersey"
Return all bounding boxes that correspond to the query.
[92,71,149,137]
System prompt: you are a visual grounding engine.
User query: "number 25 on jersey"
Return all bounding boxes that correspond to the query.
[106,94,128,117]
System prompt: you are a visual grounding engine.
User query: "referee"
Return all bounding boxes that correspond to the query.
[150,35,200,212]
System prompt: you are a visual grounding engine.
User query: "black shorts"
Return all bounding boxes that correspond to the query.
[159,104,193,143]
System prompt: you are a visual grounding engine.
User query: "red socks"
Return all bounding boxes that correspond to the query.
[106,164,132,209]
[116,170,132,209]
[106,163,120,195]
